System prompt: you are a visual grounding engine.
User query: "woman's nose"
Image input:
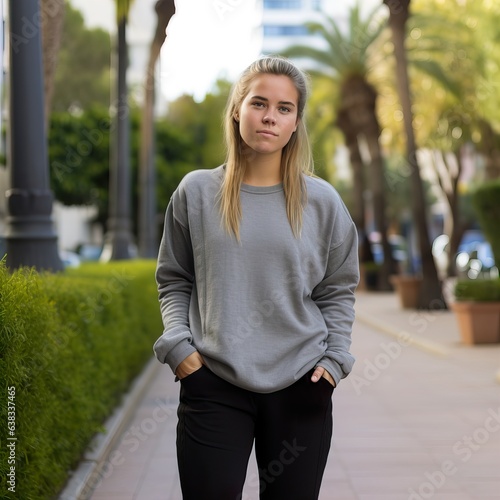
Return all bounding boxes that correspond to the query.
[263,112,276,125]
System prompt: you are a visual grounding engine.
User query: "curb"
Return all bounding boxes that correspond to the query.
[58,357,161,500]
[356,313,449,358]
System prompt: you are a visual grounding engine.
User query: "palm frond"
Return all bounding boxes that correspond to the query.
[409,59,461,98]
[116,0,135,21]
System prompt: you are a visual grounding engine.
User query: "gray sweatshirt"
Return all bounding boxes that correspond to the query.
[154,165,359,393]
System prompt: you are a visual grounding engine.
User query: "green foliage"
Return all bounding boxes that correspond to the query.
[283,3,387,79]
[165,78,230,170]
[0,260,162,499]
[49,107,111,221]
[471,179,500,266]
[48,106,197,230]
[52,2,111,112]
[454,278,500,302]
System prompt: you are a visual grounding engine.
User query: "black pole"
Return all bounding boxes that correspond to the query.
[5,0,63,271]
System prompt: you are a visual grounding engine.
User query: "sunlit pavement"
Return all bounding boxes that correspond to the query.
[87,292,500,500]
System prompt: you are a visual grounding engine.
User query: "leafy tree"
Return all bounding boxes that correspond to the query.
[381,0,500,276]
[52,2,111,112]
[383,0,446,309]
[165,79,230,170]
[48,107,197,236]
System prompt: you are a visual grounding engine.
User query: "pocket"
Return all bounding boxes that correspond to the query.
[319,374,335,391]
[179,364,206,383]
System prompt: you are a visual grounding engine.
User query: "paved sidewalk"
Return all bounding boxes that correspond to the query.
[85,291,500,500]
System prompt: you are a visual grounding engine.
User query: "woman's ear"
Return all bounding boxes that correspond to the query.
[234,113,239,123]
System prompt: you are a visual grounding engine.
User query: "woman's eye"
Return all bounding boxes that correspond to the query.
[279,106,291,113]
[252,101,265,108]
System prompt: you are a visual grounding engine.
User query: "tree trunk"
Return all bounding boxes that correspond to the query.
[336,110,365,230]
[384,0,447,309]
[336,109,374,265]
[101,16,135,261]
[41,0,65,129]
[478,120,500,180]
[339,76,393,290]
[432,149,463,277]
[364,133,394,289]
[138,0,175,258]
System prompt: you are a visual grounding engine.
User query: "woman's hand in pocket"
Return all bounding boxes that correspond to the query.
[311,366,336,387]
[175,351,205,380]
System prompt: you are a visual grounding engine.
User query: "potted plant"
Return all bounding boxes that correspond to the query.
[390,273,423,309]
[451,279,500,345]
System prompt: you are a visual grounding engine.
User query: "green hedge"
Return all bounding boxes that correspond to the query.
[472,179,500,267]
[454,278,500,302]
[0,260,162,499]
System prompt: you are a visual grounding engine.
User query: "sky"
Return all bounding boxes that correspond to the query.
[70,0,381,102]
[71,0,262,102]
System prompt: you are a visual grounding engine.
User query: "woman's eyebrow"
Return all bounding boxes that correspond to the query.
[250,95,296,108]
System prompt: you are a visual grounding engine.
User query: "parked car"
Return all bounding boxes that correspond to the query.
[59,250,81,268]
[432,230,496,279]
[369,232,408,265]
[76,244,103,262]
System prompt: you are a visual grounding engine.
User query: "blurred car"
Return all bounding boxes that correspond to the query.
[76,244,102,261]
[432,230,496,279]
[369,232,408,265]
[59,250,81,268]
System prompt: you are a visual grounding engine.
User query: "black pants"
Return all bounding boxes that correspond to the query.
[176,366,334,500]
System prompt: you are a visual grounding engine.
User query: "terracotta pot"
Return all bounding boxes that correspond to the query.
[390,275,422,309]
[451,301,500,345]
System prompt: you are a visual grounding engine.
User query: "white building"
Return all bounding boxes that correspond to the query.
[261,0,380,56]
[262,0,324,56]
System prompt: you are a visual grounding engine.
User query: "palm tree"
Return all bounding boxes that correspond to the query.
[383,0,446,309]
[283,4,394,290]
[138,0,176,258]
[101,0,136,261]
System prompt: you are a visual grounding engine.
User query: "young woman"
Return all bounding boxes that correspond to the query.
[154,56,359,500]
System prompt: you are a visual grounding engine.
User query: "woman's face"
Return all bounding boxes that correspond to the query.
[236,74,299,160]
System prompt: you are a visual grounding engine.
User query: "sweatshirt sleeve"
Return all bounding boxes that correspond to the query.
[153,184,197,373]
[311,205,359,386]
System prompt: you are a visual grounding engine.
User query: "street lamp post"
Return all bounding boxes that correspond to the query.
[4,0,63,271]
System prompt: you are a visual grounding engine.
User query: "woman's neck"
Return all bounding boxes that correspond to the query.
[243,153,282,187]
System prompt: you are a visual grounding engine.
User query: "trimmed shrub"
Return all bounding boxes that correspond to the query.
[471,179,500,267]
[454,278,500,302]
[0,260,162,499]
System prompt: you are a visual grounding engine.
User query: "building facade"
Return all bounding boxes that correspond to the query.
[261,0,324,55]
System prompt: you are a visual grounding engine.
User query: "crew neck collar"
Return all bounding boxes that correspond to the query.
[240,182,284,194]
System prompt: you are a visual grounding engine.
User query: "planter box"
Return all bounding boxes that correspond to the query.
[451,301,500,345]
[390,275,422,309]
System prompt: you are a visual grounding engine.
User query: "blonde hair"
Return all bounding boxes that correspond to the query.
[219,56,314,239]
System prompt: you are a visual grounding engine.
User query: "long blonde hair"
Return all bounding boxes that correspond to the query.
[219,56,314,239]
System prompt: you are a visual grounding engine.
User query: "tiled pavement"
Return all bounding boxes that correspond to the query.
[83,291,500,500]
